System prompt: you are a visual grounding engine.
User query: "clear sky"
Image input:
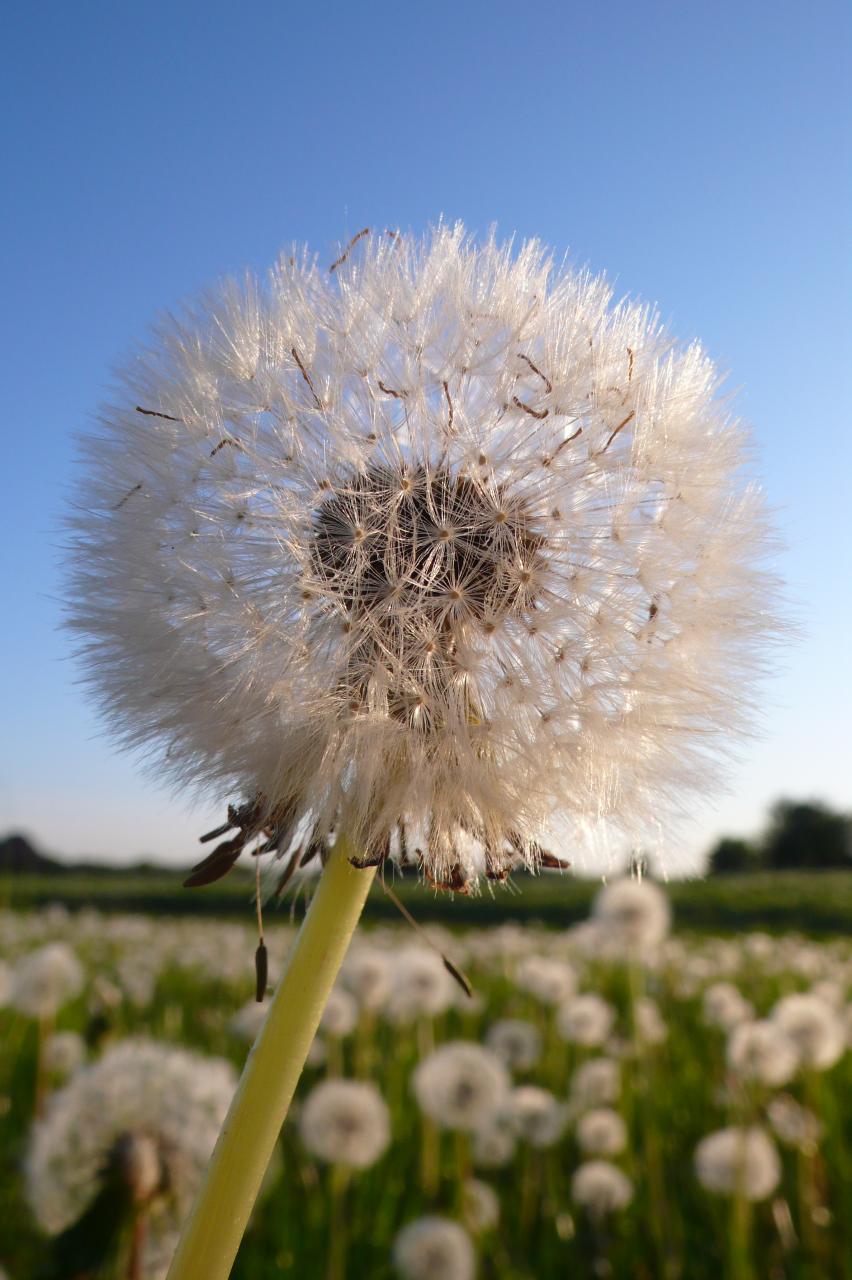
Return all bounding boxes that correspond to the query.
[2,0,849,875]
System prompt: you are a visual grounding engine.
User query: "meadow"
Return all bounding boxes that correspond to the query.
[1,875,851,1280]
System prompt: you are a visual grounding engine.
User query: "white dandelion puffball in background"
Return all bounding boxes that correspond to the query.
[702,982,754,1032]
[341,945,392,1010]
[462,1178,500,1233]
[11,944,84,1020]
[570,1057,621,1110]
[515,956,577,1005]
[634,996,668,1045]
[726,1019,799,1088]
[771,993,846,1071]
[576,1107,628,1157]
[298,1079,390,1168]
[43,1031,87,1080]
[229,997,269,1043]
[508,1085,569,1148]
[384,946,456,1022]
[67,224,781,889]
[571,1160,633,1217]
[592,877,671,952]
[484,1018,542,1072]
[694,1126,781,1201]
[318,986,359,1039]
[412,1041,510,1131]
[767,1095,823,1152]
[0,960,11,1007]
[26,1039,236,1279]
[392,1216,476,1280]
[557,993,615,1047]
[471,1118,516,1169]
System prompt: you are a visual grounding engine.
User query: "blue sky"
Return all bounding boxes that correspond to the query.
[2,0,849,873]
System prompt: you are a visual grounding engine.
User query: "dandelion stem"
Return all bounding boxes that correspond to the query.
[165,838,376,1280]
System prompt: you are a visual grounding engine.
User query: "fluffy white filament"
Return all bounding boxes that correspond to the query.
[67,224,780,885]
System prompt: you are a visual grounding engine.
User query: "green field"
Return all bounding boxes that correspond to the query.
[2,874,852,1279]
[3,868,852,933]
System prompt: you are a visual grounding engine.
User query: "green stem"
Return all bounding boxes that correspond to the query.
[165,838,376,1280]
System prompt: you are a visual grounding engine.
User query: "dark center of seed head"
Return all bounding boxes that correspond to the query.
[310,465,545,623]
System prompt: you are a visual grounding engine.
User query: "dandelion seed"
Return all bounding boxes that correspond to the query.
[392,1217,475,1280]
[66,225,781,890]
[298,1079,390,1168]
[694,1126,781,1201]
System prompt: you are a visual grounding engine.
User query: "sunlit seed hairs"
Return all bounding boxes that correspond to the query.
[66,224,781,889]
[693,1126,781,1201]
[298,1079,391,1169]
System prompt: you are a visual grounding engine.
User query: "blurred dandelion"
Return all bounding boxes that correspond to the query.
[694,1126,781,1200]
[298,1078,390,1168]
[771,993,845,1071]
[726,1019,798,1087]
[571,1160,633,1217]
[412,1041,509,1131]
[26,1039,236,1280]
[484,1018,542,1072]
[508,1085,569,1148]
[392,1216,475,1280]
[576,1107,628,1157]
[592,877,670,953]
[11,944,83,1021]
[557,993,615,1047]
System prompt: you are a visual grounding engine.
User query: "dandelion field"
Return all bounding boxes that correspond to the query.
[2,881,851,1280]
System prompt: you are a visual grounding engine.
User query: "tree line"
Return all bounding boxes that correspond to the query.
[709,800,852,874]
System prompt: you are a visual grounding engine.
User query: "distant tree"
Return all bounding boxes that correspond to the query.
[763,801,852,870]
[709,837,761,875]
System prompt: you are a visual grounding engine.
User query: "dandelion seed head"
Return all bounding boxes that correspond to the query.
[694,1126,781,1201]
[66,225,782,886]
[298,1078,390,1168]
[771,993,845,1071]
[515,955,577,1005]
[11,944,84,1020]
[701,982,754,1032]
[43,1031,87,1080]
[570,1057,621,1110]
[484,1018,542,1072]
[392,1216,476,1280]
[462,1178,500,1233]
[592,877,670,952]
[318,986,359,1039]
[412,1041,510,1131]
[571,1160,633,1217]
[575,1107,628,1157]
[557,993,615,1047]
[726,1019,799,1087]
[508,1085,569,1148]
[25,1039,236,1278]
